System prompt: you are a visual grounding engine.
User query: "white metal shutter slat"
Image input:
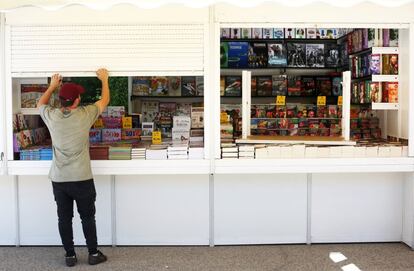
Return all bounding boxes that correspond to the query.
[10,24,204,74]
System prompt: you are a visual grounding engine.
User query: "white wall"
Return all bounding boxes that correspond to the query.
[115,174,210,245]
[311,173,404,243]
[18,175,112,246]
[0,176,15,245]
[214,174,308,244]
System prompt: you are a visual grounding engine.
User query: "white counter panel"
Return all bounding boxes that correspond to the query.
[0,176,15,245]
[18,175,112,246]
[115,175,210,245]
[214,174,308,244]
[311,173,404,243]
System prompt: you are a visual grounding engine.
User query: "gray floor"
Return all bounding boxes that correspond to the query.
[0,243,413,271]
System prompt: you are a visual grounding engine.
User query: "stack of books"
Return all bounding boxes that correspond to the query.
[146,144,168,160]
[20,146,53,160]
[89,145,109,160]
[221,143,238,159]
[109,145,132,160]
[167,144,188,160]
[220,124,234,143]
[238,145,255,159]
[131,146,146,160]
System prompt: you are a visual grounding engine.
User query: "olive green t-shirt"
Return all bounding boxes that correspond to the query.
[39,104,100,182]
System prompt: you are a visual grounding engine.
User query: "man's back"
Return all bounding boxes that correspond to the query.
[39,104,99,182]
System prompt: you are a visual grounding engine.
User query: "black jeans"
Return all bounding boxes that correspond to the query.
[52,179,98,255]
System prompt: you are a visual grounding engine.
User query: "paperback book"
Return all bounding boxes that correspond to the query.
[132,77,150,96]
[325,43,339,67]
[220,42,229,68]
[332,77,342,96]
[228,42,249,68]
[181,76,197,96]
[196,76,204,96]
[248,42,268,68]
[257,76,273,96]
[316,77,332,96]
[241,28,252,39]
[301,77,316,96]
[382,54,398,75]
[225,76,242,96]
[287,76,302,96]
[287,43,306,67]
[268,43,287,67]
[262,28,272,39]
[306,44,325,67]
[168,76,181,96]
[272,28,284,39]
[141,101,159,123]
[272,75,288,96]
[370,54,381,75]
[295,28,306,39]
[150,77,168,96]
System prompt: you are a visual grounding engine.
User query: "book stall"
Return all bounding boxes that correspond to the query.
[1,0,414,248]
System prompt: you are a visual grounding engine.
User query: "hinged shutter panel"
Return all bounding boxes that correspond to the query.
[10,24,204,73]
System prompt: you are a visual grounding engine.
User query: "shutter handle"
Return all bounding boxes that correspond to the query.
[1,152,4,161]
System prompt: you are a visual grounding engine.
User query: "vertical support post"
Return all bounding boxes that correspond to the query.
[110,175,116,247]
[342,71,351,141]
[0,13,8,175]
[242,70,251,139]
[409,23,414,156]
[306,173,312,245]
[209,173,214,247]
[14,175,20,247]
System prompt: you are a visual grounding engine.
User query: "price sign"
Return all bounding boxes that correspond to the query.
[93,118,104,128]
[317,96,326,106]
[276,95,286,106]
[337,96,343,105]
[122,117,132,129]
[220,112,229,123]
[152,131,162,145]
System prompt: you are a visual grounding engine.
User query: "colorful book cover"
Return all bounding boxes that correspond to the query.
[141,101,159,123]
[241,28,252,39]
[273,28,284,39]
[225,76,242,96]
[287,76,302,96]
[306,28,317,39]
[220,76,225,96]
[385,82,398,103]
[306,44,324,67]
[272,75,287,96]
[364,81,372,103]
[319,28,328,39]
[191,107,204,128]
[227,42,249,68]
[257,76,273,96]
[301,77,316,96]
[267,43,287,67]
[251,76,257,96]
[368,28,376,48]
[89,129,102,143]
[150,76,168,96]
[325,43,339,67]
[102,128,122,142]
[21,84,48,108]
[248,42,268,68]
[285,28,295,39]
[370,82,381,103]
[382,29,390,47]
[295,28,306,39]
[326,29,337,39]
[262,28,273,39]
[181,76,197,96]
[286,104,297,118]
[332,77,342,96]
[359,81,366,104]
[252,28,263,39]
[328,105,338,118]
[220,42,229,68]
[104,106,125,118]
[382,82,389,103]
[362,29,368,49]
[389,29,399,47]
[176,103,192,116]
[351,82,359,103]
[159,102,176,128]
[230,28,241,39]
[370,54,381,75]
[287,43,306,67]
[102,117,122,128]
[141,122,154,137]
[220,28,230,38]
[132,77,150,96]
[316,77,332,96]
[382,54,398,75]
[168,76,181,96]
[195,77,204,96]
[121,128,141,140]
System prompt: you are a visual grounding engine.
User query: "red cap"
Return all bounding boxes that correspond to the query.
[59,83,85,101]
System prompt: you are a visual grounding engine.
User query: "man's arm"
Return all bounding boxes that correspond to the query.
[37,73,61,108]
[95,68,110,114]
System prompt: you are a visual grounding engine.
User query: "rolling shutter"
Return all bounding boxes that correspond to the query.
[9,24,204,74]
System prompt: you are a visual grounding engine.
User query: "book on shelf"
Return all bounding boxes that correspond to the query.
[367,28,376,48]
[173,116,191,131]
[383,82,398,103]
[102,128,122,142]
[20,84,50,108]
[273,28,284,39]
[230,28,241,39]
[382,29,390,47]
[220,76,225,96]
[287,76,302,96]
[285,28,295,39]
[220,28,230,39]
[132,77,150,96]
[306,44,325,67]
[222,146,239,153]
[89,129,102,143]
[172,128,190,142]
[263,28,273,39]
[141,101,159,123]
[316,77,332,96]
[306,28,317,39]
[382,54,398,75]
[141,122,154,138]
[191,107,204,129]
[196,76,204,96]
[168,76,181,96]
[220,123,234,139]
[121,128,141,140]
[225,76,242,96]
[220,42,229,68]
[332,77,342,96]
[370,82,381,103]
[181,76,197,96]
[176,103,192,116]
[252,28,263,39]
[251,76,257,96]
[150,76,168,96]
[228,42,249,68]
[287,43,306,67]
[241,28,252,39]
[301,77,316,96]
[325,43,339,67]
[222,152,238,158]
[295,28,306,39]
[370,54,381,75]
[267,43,287,67]
[272,75,287,96]
[389,29,399,47]
[248,42,268,68]
[257,76,272,96]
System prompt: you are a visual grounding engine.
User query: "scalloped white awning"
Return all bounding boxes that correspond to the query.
[1,0,414,11]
